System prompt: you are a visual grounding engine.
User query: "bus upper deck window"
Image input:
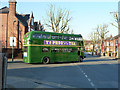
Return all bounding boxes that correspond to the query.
[59,36,62,40]
[75,37,82,41]
[33,34,41,38]
[64,36,69,40]
[69,37,75,40]
[51,35,59,39]
[46,34,50,39]
[42,34,47,39]
[78,37,82,41]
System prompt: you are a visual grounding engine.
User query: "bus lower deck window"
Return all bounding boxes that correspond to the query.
[51,48,62,52]
[42,48,50,52]
[64,48,72,52]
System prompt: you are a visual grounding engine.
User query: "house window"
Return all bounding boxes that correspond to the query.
[119,37,120,44]
[107,42,109,46]
[28,26,30,32]
[96,44,97,47]
[39,25,40,30]
[110,42,113,46]
[104,42,106,46]
[31,18,34,25]
[115,40,118,46]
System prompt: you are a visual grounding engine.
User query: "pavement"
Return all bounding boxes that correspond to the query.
[7,76,57,88]
[7,60,59,88]
[6,55,118,89]
[91,54,118,60]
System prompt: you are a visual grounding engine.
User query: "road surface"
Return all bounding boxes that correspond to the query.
[7,55,118,89]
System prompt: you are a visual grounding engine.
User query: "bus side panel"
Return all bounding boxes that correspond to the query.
[30,46,52,63]
[30,46,42,63]
[66,52,78,62]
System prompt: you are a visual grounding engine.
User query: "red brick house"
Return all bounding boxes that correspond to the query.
[0,0,35,49]
[0,0,43,58]
[84,40,93,51]
[85,34,120,58]
[102,35,114,56]
[102,34,120,57]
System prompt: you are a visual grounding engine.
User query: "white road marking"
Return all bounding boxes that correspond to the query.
[88,78,91,82]
[90,82,95,87]
[72,63,97,89]
[85,75,88,78]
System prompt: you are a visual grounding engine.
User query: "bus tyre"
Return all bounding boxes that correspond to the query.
[78,57,83,62]
[42,57,50,64]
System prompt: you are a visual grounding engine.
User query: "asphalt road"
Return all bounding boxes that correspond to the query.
[7,55,118,89]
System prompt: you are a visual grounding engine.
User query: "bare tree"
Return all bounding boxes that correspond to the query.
[44,4,72,33]
[110,11,120,58]
[96,24,109,56]
[89,31,98,56]
[110,12,120,34]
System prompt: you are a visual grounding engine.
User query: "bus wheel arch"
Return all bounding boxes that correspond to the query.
[42,56,50,64]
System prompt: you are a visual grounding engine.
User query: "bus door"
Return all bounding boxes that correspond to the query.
[23,46,28,63]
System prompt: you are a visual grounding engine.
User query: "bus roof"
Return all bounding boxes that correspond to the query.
[28,31,82,37]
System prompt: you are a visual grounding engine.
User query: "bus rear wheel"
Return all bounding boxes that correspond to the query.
[42,57,50,64]
[78,57,83,62]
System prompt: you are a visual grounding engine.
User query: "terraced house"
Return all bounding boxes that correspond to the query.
[85,34,120,58]
[102,34,120,58]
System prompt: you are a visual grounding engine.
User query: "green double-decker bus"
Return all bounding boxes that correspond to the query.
[23,31,85,64]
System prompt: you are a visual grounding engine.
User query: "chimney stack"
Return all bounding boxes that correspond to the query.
[9,0,17,16]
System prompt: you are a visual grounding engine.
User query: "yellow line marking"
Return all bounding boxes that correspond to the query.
[23,44,84,47]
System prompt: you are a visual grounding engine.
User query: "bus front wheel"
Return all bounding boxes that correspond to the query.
[42,57,50,64]
[78,57,83,62]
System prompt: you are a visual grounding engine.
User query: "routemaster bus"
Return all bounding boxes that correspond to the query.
[23,31,85,64]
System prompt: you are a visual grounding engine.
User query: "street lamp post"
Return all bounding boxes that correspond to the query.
[117,1,120,59]
[118,21,120,59]
[12,20,16,62]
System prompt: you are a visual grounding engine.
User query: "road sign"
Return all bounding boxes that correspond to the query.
[10,37,16,46]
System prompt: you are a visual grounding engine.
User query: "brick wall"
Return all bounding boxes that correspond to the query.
[1,1,26,49]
